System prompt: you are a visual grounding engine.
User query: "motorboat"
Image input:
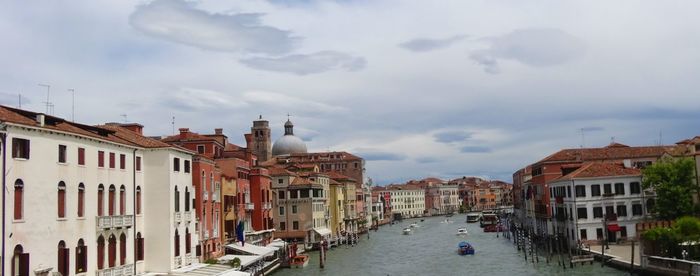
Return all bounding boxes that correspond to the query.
[457,241,475,255]
[466,212,481,223]
[290,254,309,268]
[441,219,454,224]
[480,213,498,228]
[403,228,412,235]
[484,224,504,233]
[456,228,468,235]
[410,222,418,228]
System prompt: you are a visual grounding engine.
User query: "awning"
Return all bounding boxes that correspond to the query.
[218,254,263,269]
[225,243,276,256]
[314,227,332,237]
[607,224,621,232]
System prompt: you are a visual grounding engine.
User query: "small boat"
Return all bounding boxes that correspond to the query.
[457,241,475,255]
[409,223,419,228]
[483,224,503,233]
[445,213,454,217]
[480,213,498,228]
[456,228,468,235]
[420,219,424,222]
[466,212,481,223]
[290,255,309,268]
[403,228,412,235]
[441,219,453,224]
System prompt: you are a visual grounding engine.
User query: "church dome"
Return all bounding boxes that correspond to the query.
[272,119,307,156]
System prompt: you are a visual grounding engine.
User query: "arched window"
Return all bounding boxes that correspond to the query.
[108,185,116,216]
[174,229,180,257]
[58,181,66,218]
[119,185,126,215]
[97,236,105,270]
[119,233,126,265]
[14,179,23,220]
[210,172,214,197]
[185,187,190,211]
[57,240,69,276]
[185,228,191,253]
[175,186,180,212]
[97,184,104,216]
[76,239,87,273]
[136,186,142,215]
[78,183,85,217]
[201,171,206,200]
[12,244,29,276]
[108,234,116,268]
[135,232,144,261]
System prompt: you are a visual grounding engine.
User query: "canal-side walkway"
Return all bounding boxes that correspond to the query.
[588,243,641,268]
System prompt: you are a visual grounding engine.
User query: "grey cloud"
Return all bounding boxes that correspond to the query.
[416,157,440,163]
[399,35,467,52]
[129,0,298,55]
[239,51,366,75]
[471,28,585,74]
[355,149,407,161]
[460,146,492,153]
[433,130,473,143]
[581,126,604,132]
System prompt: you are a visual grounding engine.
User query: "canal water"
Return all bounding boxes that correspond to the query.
[272,215,627,276]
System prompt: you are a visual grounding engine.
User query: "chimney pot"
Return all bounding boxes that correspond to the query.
[215,128,223,135]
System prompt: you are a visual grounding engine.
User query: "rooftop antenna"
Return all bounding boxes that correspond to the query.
[68,89,75,121]
[659,130,663,146]
[171,116,175,135]
[18,93,21,109]
[38,83,51,114]
[120,114,128,123]
[580,128,585,148]
[610,136,615,144]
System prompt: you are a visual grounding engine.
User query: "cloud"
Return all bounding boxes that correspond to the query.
[470,28,586,74]
[162,87,247,111]
[415,157,440,163]
[460,146,492,153]
[242,90,347,113]
[355,149,407,161]
[239,51,366,75]
[399,35,467,52]
[129,0,298,55]
[433,130,473,143]
[580,126,604,132]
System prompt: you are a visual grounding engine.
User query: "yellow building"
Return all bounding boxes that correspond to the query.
[329,179,346,238]
[221,175,237,243]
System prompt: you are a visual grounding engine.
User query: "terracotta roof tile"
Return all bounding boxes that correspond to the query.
[554,162,641,181]
[537,144,673,164]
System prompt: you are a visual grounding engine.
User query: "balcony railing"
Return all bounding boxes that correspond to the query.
[212,191,219,202]
[204,231,210,239]
[264,202,272,210]
[213,229,218,238]
[174,256,182,268]
[95,263,134,276]
[203,192,209,201]
[184,211,193,222]
[245,203,255,211]
[174,212,182,223]
[97,215,134,230]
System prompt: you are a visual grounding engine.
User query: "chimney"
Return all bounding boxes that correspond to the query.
[623,159,632,168]
[36,114,45,127]
[215,128,223,135]
[244,133,253,148]
[179,128,189,139]
[121,123,144,135]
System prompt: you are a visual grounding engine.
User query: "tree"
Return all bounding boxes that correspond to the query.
[642,157,697,220]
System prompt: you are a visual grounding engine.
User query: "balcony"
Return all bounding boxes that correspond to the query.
[174,212,182,223]
[245,203,255,211]
[173,256,182,268]
[204,230,210,239]
[184,211,193,222]
[203,192,209,202]
[185,253,194,265]
[264,202,272,210]
[97,215,134,230]
[95,263,134,276]
[213,229,218,238]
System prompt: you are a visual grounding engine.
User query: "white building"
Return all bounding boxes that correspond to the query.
[387,186,425,218]
[548,162,653,247]
[0,106,197,276]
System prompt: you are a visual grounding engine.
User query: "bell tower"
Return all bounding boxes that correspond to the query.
[251,115,272,162]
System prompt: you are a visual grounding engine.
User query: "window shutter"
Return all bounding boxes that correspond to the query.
[58,247,69,276]
[19,253,30,276]
[196,244,201,256]
[14,187,22,220]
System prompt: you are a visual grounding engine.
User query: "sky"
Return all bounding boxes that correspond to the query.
[1,0,700,185]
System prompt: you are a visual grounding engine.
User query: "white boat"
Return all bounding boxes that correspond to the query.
[466,212,481,223]
[456,228,468,235]
[409,223,418,228]
[403,228,412,235]
[441,219,454,224]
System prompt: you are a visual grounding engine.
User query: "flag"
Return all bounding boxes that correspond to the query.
[236,220,245,246]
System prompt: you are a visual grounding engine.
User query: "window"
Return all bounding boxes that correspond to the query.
[136,156,142,171]
[109,153,115,168]
[174,230,180,257]
[78,183,85,218]
[14,179,24,220]
[76,239,87,273]
[136,186,142,215]
[174,186,180,212]
[617,205,627,217]
[12,244,29,276]
[279,206,285,216]
[57,241,69,276]
[630,182,641,194]
[591,184,601,196]
[280,222,286,230]
[12,138,30,159]
[580,229,587,240]
[58,145,67,163]
[197,145,205,154]
[98,151,105,167]
[186,228,191,253]
[174,158,180,172]
[603,183,612,195]
[621,226,628,238]
[632,204,643,216]
[614,183,625,195]
[97,236,106,269]
[78,148,85,165]
[596,228,603,240]
[185,187,190,211]
[136,233,144,261]
[119,185,126,215]
[292,205,297,214]
[605,206,614,216]
[98,184,104,216]
[575,185,586,197]
[108,185,116,216]
[566,186,571,198]
[593,207,603,218]
[278,179,284,184]
[278,192,285,199]
[184,160,190,173]
[577,207,588,219]
[119,154,126,169]
[58,181,66,218]
[293,221,299,230]
[120,233,127,265]
[108,234,116,268]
